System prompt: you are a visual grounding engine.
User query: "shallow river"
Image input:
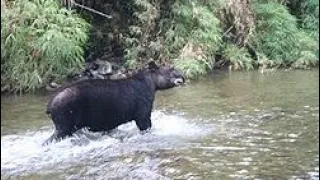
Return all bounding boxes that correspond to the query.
[1,69,319,180]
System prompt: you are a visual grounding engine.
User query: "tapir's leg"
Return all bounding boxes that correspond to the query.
[42,129,74,146]
[43,113,77,146]
[134,105,152,132]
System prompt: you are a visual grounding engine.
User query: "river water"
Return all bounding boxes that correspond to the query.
[1,69,319,180]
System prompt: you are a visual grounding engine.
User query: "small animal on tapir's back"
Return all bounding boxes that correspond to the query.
[43,61,185,145]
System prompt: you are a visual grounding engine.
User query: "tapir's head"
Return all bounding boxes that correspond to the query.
[145,61,185,90]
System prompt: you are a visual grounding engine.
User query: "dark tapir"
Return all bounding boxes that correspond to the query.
[44,62,185,144]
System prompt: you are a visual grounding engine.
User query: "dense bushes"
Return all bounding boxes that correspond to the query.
[123,0,318,76]
[251,1,318,69]
[124,1,223,78]
[1,0,318,93]
[1,0,89,92]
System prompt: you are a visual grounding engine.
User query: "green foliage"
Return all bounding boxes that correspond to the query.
[2,0,319,93]
[123,0,223,78]
[251,2,318,68]
[300,0,319,32]
[289,0,319,58]
[220,0,255,47]
[1,0,89,92]
[166,2,223,78]
[288,0,319,32]
[292,50,319,68]
[222,44,254,70]
[118,0,319,76]
[174,58,209,79]
[124,0,160,68]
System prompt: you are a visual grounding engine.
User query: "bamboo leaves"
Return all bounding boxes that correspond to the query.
[1,0,90,92]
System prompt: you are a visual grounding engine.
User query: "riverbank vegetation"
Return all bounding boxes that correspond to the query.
[1,0,318,93]
[1,0,89,93]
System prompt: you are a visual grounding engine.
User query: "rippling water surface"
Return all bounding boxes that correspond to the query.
[1,69,319,180]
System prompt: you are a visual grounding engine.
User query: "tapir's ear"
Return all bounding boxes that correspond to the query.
[147,61,159,70]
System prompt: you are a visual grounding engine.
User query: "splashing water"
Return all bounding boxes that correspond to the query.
[1,111,213,176]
